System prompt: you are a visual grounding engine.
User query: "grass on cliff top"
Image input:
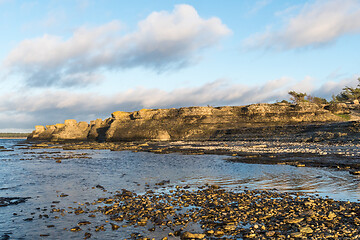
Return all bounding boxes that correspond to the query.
[335,114,351,121]
[0,133,30,138]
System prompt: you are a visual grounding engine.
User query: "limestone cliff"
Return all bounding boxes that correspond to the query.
[27,102,344,142]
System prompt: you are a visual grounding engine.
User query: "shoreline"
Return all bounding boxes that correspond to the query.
[26,139,360,173]
[0,137,27,139]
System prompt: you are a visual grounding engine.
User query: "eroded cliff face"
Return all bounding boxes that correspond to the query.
[27,102,344,142]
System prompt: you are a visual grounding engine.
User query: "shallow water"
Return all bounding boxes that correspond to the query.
[1,139,360,239]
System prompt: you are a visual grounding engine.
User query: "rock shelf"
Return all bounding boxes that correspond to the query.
[25,140,360,171]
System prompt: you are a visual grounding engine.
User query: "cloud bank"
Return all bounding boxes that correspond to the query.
[244,0,360,50]
[3,4,231,87]
[1,77,356,131]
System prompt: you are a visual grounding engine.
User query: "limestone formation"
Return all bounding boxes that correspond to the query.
[28,102,348,142]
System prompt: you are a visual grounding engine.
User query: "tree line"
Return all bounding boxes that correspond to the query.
[287,78,360,104]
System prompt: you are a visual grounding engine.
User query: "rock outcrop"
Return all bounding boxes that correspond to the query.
[30,120,90,141]
[27,102,346,142]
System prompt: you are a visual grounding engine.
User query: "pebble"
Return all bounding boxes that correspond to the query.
[50,185,360,239]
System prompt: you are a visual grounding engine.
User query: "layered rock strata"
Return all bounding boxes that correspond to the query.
[28,102,344,142]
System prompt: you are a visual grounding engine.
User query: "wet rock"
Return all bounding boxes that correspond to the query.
[78,221,91,226]
[290,232,302,238]
[265,231,276,237]
[0,197,30,207]
[70,226,82,232]
[111,223,120,230]
[1,233,11,240]
[41,184,360,239]
[349,170,360,175]
[180,232,206,239]
[285,217,304,224]
[155,180,170,186]
[299,226,313,234]
[95,185,105,190]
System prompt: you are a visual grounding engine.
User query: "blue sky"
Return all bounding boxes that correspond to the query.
[0,0,360,132]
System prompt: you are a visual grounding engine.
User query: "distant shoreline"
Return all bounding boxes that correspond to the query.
[0,137,27,139]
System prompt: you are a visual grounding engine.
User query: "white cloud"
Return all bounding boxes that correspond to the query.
[244,0,360,50]
[2,76,357,130]
[3,4,231,87]
[247,0,272,16]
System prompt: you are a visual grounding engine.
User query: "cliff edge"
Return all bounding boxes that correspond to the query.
[27,102,347,142]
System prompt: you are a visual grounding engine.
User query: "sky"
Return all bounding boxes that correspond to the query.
[0,0,360,132]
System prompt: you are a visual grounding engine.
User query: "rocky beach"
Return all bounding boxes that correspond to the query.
[37,185,360,239]
[2,102,360,239]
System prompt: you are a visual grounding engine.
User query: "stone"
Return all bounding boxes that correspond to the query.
[350,170,360,175]
[70,226,81,232]
[180,232,206,239]
[286,217,304,224]
[290,232,303,238]
[299,226,313,234]
[265,231,276,237]
[327,212,336,220]
[111,223,120,230]
[214,230,224,236]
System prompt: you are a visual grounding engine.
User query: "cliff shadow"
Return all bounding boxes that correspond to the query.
[95,126,110,142]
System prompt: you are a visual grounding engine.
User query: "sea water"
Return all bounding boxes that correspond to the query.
[1,139,360,239]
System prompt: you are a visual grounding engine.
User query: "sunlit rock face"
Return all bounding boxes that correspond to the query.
[28,119,90,141]
[28,102,343,142]
[51,120,90,141]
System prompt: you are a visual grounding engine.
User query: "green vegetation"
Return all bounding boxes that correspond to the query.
[288,77,360,105]
[335,114,351,121]
[306,95,328,105]
[288,91,328,105]
[288,91,307,104]
[333,78,360,102]
[0,133,30,138]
